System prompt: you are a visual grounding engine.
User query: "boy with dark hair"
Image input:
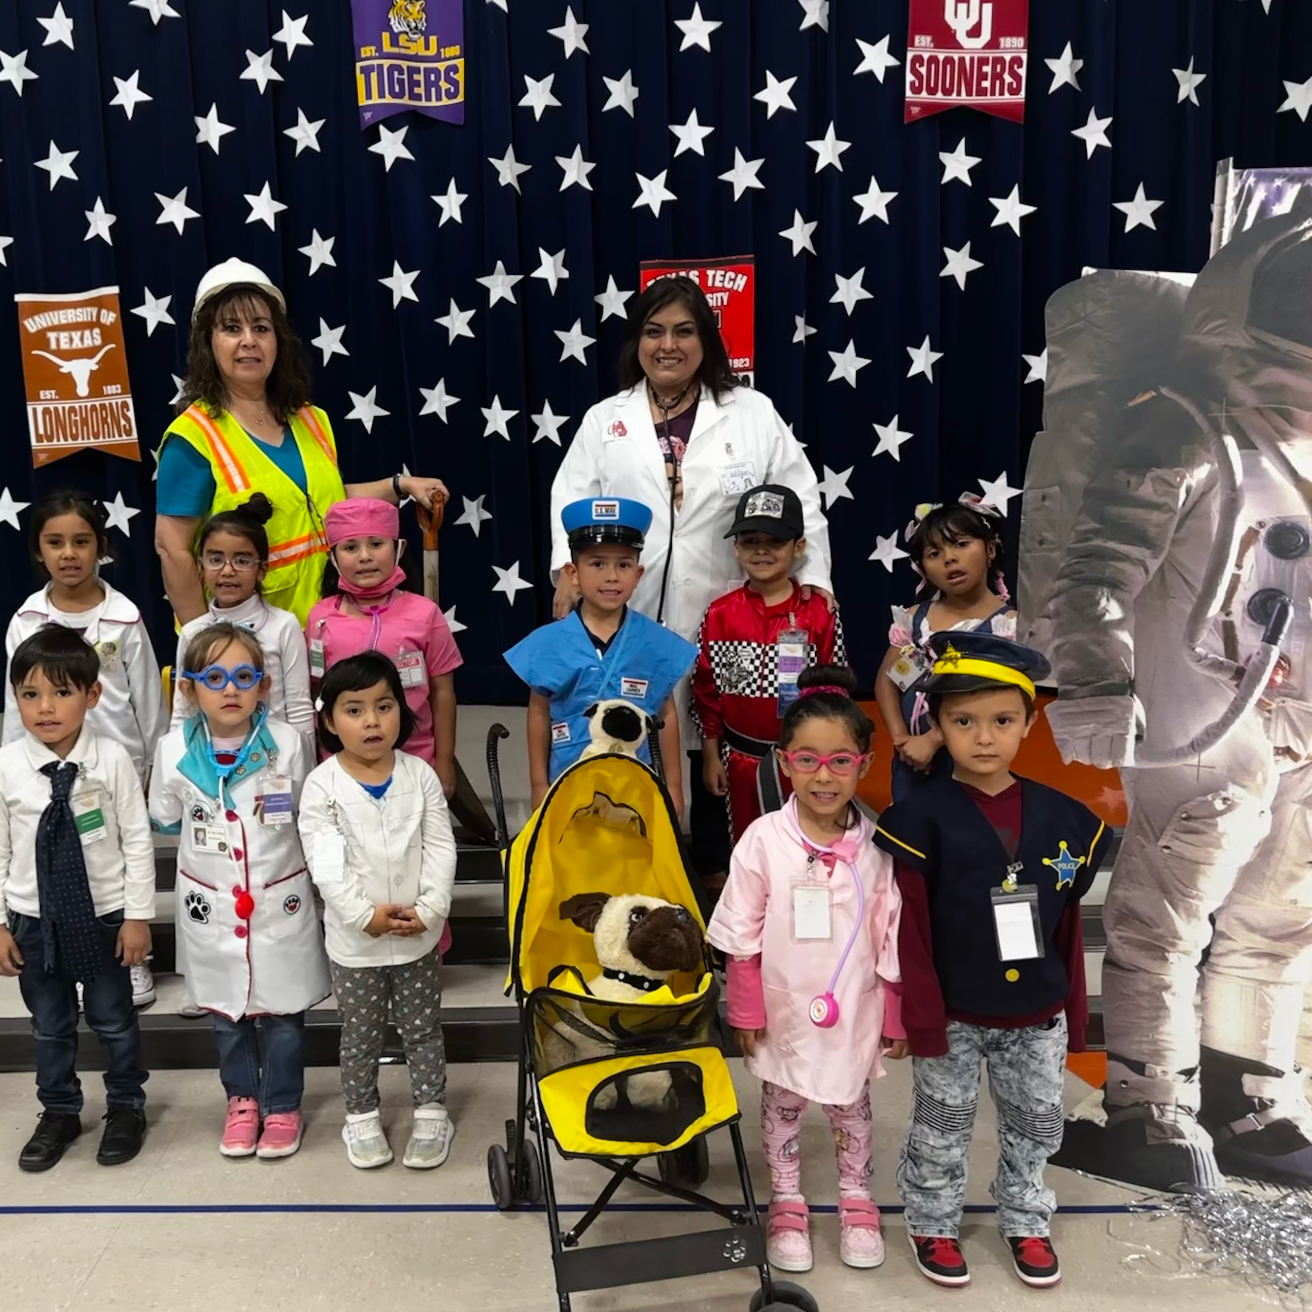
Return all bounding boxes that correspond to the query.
[504,498,698,811]
[873,631,1112,1290]
[0,625,154,1171]
[692,484,845,853]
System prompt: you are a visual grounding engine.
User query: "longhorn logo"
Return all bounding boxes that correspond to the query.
[30,343,117,398]
[944,0,993,49]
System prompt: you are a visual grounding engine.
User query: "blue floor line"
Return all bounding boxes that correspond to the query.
[0,1202,1149,1216]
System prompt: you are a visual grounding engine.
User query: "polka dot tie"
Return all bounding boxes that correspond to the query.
[36,762,105,983]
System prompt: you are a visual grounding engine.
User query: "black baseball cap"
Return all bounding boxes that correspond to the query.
[724,484,805,541]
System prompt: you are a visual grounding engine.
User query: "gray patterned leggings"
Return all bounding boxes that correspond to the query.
[899,1015,1067,1239]
[329,947,447,1115]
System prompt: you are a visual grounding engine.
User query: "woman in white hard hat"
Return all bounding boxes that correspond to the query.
[154,258,449,627]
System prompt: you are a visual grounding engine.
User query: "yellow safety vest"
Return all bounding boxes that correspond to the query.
[160,403,346,625]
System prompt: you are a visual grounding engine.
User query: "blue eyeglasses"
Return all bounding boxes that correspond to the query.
[183,663,263,692]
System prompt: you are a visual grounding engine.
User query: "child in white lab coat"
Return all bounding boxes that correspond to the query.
[299,651,457,1171]
[150,622,329,1160]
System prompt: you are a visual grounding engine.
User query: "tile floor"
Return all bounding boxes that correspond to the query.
[0,1056,1268,1312]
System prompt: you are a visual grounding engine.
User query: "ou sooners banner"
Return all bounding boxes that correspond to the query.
[15,286,140,469]
[639,257,756,385]
[351,0,465,129]
[905,0,1030,124]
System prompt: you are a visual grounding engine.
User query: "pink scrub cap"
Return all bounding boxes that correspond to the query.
[325,498,399,547]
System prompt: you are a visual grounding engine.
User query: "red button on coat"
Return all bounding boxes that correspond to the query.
[234,926,248,939]
[233,890,255,920]
[233,848,244,862]
[226,810,237,821]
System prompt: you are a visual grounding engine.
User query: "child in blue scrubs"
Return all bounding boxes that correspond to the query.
[504,498,697,813]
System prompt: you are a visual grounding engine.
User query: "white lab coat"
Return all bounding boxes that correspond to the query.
[550,385,833,745]
[171,595,315,744]
[149,716,330,1020]
[297,751,456,969]
[3,581,167,782]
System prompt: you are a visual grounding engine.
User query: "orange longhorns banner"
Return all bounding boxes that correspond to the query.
[15,286,141,468]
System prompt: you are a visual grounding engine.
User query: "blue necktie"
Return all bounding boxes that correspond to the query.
[36,762,106,983]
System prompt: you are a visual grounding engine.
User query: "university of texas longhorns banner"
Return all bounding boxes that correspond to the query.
[905,0,1030,124]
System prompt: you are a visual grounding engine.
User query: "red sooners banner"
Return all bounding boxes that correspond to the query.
[905,0,1029,124]
[639,256,755,385]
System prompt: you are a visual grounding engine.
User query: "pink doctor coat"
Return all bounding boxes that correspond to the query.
[707,803,903,1107]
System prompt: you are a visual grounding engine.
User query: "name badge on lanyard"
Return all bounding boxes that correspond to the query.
[395,647,426,689]
[257,774,293,829]
[308,638,326,678]
[991,865,1044,962]
[776,620,809,716]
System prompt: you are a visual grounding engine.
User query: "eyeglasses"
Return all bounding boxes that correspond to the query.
[202,552,260,573]
[183,663,263,692]
[777,749,870,777]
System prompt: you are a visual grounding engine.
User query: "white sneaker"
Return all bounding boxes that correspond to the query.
[76,982,84,1014]
[342,1112,393,1169]
[130,963,156,1008]
[403,1105,454,1169]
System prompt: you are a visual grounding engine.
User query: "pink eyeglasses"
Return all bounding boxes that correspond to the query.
[777,749,870,777]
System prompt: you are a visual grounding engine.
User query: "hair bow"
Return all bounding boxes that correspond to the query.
[904,502,942,543]
[904,492,1003,543]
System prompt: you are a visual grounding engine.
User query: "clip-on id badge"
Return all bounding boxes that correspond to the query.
[792,884,833,942]
[991,863,1044,963]
[257,774,293,829]
[887,646,930,693]
[776,623,809,715]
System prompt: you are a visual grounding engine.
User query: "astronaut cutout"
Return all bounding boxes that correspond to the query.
[1031,209,1312,1192]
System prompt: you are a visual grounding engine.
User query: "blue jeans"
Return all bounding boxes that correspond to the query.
[9,910,147,1116]
[212,1012,306,1114]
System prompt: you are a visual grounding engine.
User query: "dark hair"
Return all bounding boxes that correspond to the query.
[569,540,643,565]
[197,493,274,562]
[180,622,265,684]
[907,503,1006,598]
[320,537,423,598]
[9,624,100,692]
[178,286,313,425]
[317,652,415,755]
[778,665,873,754]
[28,492,110,580]
[617,276,741,402]
[928,683,1035,724]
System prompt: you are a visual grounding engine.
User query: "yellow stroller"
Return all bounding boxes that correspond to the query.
[486,725,819,1312]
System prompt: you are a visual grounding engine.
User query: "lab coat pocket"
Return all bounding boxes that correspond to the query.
[761,983,802,1057]
[262,869,315,940]
[178,872,220,942]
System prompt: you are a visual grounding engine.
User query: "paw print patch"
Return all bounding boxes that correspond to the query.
[184,890,212,925]
[283,894,302,916]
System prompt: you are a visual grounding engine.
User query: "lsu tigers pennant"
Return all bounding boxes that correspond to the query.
[351,0,465,129]
[905,0,1030,125]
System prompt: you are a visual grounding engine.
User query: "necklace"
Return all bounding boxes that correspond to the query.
[647,380,696,414]
[230,395,272,425]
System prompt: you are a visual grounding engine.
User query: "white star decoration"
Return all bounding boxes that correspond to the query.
[670,108,715,157]
[831,268,873,316]
[939,138,981,186]
[634,170,677,217]
[299,229,336,275]
[477,260,523,307]
[807,122,851,173]
[548,6,590,58]
[989,186,1036,236]
[109,70,151,119]
[827,340,869,387]
[285,108,325,155]
[531,248,570,296]
[595,276,634,321]
[240,49,282,95]
[489,144,532,192]
[941,242,984,291]
[433,178,468,224]
[273,11,313,59]
[755,71,797,117]
[1114,183,1164,233]
[379,261,420,308]
[312,320,348,364]
[520,73,561,121]
[719,149,765,200]
[369,124,414,171]
[854,176,897,224]
[419,380,459,422]
[978,471,1022,514]
[85,197,116,245]
[38,5,75,50]
[492,562,534,604]
[907,336,944,381]
[873,415,914,461]
[793,315,817,345]
[0,49,38,96]
[155,187,199,235]
[244,181,287,229]
[1022,349,1049,385]
[555,319,596,365]
[0,489,31,530]
[1045,42,1083,93]
[1072,106,1113,157]
[675,3,721,53]
[102,493,140,536]
[602,70,640,116]
[131,288,174,336]
[0,236,12,267]
[869,534,909,573]
[130,0,178,21]
[798,0,829,32]
[779,210,817,257]
[532,400,570,445]
[455,495,493,537]
[444,605,467,635]
[1173,57,1207,106]
[855,35,899,81]
[817,465,853,509]
[195,104,235,154]
[35,140,78,189]
[557,145,596,191]
[346,387,390,434]
[436,299,476,344]
[481,396,519,440]
[1278,75,1312,122]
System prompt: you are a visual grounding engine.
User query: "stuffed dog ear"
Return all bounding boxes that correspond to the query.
[559,892,611,932]
[584,703,600,720]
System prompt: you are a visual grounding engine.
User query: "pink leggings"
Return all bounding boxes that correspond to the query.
[760,1080,875,1199]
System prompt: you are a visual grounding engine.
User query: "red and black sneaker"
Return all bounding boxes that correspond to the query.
[1008,1235,1062,1287]
[909,1234,970,1286]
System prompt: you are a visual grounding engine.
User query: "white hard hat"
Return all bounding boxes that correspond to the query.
[192,258,286,322]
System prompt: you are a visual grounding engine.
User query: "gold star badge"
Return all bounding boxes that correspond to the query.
[939,642,964,669]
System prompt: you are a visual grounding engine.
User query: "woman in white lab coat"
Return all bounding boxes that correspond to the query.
[549,276,834,886]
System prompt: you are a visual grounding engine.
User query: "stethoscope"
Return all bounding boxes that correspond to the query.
[649,381,693,625]
[784,800,866,1029]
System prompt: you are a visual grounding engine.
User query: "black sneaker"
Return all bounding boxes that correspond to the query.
[909,1234,970,1286]
[1009,1235,1062,1287]
[19,1112,82,1173]
[97,1108,147,1166]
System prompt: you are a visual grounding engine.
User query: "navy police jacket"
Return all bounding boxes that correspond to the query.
[874,775,1111,1027]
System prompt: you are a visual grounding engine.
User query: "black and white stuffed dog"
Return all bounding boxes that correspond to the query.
[579,699,650,760]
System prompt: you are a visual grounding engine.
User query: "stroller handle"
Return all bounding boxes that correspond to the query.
[486,723,512,849]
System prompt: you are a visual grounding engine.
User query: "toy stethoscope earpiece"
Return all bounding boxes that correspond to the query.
[785,802,866,1028]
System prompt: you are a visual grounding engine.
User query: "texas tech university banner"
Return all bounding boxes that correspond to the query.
[905,0,1030,124]
[639,257,756,386]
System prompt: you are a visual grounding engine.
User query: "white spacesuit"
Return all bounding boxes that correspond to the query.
[1026,210,1312,1191]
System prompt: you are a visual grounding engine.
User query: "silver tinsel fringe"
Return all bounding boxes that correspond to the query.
[1129,1190,1312,1303]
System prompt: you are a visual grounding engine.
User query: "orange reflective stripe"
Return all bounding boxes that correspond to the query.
[183,406,249,495]
[266,541,329,570]
[267,532,327,566]
[297,407,337,467]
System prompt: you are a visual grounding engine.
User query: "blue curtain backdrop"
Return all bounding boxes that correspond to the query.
[0,0,1309,703]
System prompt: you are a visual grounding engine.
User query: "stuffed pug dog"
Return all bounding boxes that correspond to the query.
[559,891,705,1111]
[578,699,650,761]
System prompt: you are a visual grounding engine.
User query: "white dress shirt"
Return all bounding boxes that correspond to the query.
[0,727,156,921]
[297,751,456,969]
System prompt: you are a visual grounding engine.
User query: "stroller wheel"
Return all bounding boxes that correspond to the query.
[488,1143,514,1211]
[658,1136,710,1188]
[520,1138,544,1205]
[750,1280,820,1312]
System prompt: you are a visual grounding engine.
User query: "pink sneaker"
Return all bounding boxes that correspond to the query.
[256,1110,303,1159]
[220,1097,259,1158]
[838,1197,886,1269]
[766,1199,813,1273]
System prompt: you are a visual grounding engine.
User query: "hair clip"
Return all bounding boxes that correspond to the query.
[313,696,324,713]
[904,502,942,543]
